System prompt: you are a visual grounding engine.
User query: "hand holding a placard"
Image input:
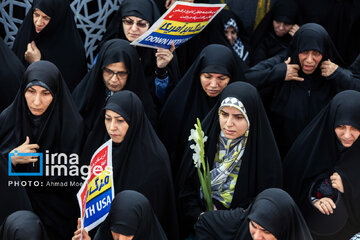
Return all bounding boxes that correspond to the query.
[156,42,175,69]
[72,218,91,240]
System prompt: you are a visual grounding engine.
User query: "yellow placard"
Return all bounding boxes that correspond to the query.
[86,171,112,202]
[156,20,208,36]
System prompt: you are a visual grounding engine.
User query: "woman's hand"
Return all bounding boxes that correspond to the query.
[331,172,344,193]
[284,57,304,81]
[25,41,41,64]
[289,24,300,37]
[10,136,40,166]
[320,59,338,77]
[313,197,336,215]
[156,43,175,69]
[72,218,91,240]
[165,0,194,9]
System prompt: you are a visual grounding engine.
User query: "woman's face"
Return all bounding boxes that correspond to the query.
[105,110,129,143]
[272,20,292,37]
[122,16,150,42]
[111,231,134,240]
[25,85,53,116]
[200,73,230,97]
[224,26,237,45]
[298,50,323,74]
[249,220,278,240]
[219,106,248,139]
[335,125,360,148]
[103,62,128,92]
[33,9,51,33]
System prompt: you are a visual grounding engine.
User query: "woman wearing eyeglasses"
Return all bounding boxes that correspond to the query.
[72,39,157,132]
[101,0,180,108]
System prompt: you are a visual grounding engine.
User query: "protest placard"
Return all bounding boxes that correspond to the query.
[131,2,225,49]
[77,139,114,235]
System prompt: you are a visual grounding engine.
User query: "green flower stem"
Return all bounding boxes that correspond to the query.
[195,118,213,212]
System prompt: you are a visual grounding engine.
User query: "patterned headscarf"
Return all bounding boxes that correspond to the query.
[210,97,250,208]
[224,18,249,62]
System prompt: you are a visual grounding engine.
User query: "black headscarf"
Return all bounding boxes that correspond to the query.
[246,23,351,158]
[72,39,157,131]
[158,44,244,175]
[12,0,87,91]
[81,90,179,240]
[250,0,298,66]
[195,188,313,240]
[177,81,282,236]
[100,0,180,105]
[94,190,167,240]
[283,90,360,238]
[0,60,84,240]
[296,0,360,66]
[0,37,24,113]
[0,210,49,240]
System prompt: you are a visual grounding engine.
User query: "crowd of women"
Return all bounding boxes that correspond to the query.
[1,0,360,239]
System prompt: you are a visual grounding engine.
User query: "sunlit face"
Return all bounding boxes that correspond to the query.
[298,50,323,75]
[272,20,292,37]
[122,16,150,42]
[219,106,248,139]
[103,62,128,92]
[335,125,360,148]
[249,220,278,240]
[200,73,230,97]
[25,85,53,116]
[111,231,134,240]
[33,9,51,33]
[224,26,237,45]
[105,110,129,143]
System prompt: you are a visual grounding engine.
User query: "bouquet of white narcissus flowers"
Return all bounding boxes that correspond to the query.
[188,118,213,212]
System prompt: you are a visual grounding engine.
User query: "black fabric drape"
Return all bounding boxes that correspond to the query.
[12,0,87,92]
[283,90,360,239]
[177,81,282,237]
[81,90,179,240]
[94,190,168,240]
[250,0,298,66]
[296,0,360,66]
[0,157,32,224]
[0,61,85,240]
[158,44,244,177]
[0,37,24,113]
[175,8,250,77]
[0,210,49,240]
[72,39,157,131]
[202,9,250,69]
[245,23,360,158]
[100,0,180,107]
[350,53,360,75]
[195,188,312,240]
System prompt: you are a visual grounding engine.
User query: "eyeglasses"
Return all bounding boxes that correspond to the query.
[122,18,149,28]
[103,67,128,79]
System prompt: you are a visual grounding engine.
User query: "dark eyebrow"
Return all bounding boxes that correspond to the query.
[105,113,122,119]
[252,221,267,231]
[220,109,228,114]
